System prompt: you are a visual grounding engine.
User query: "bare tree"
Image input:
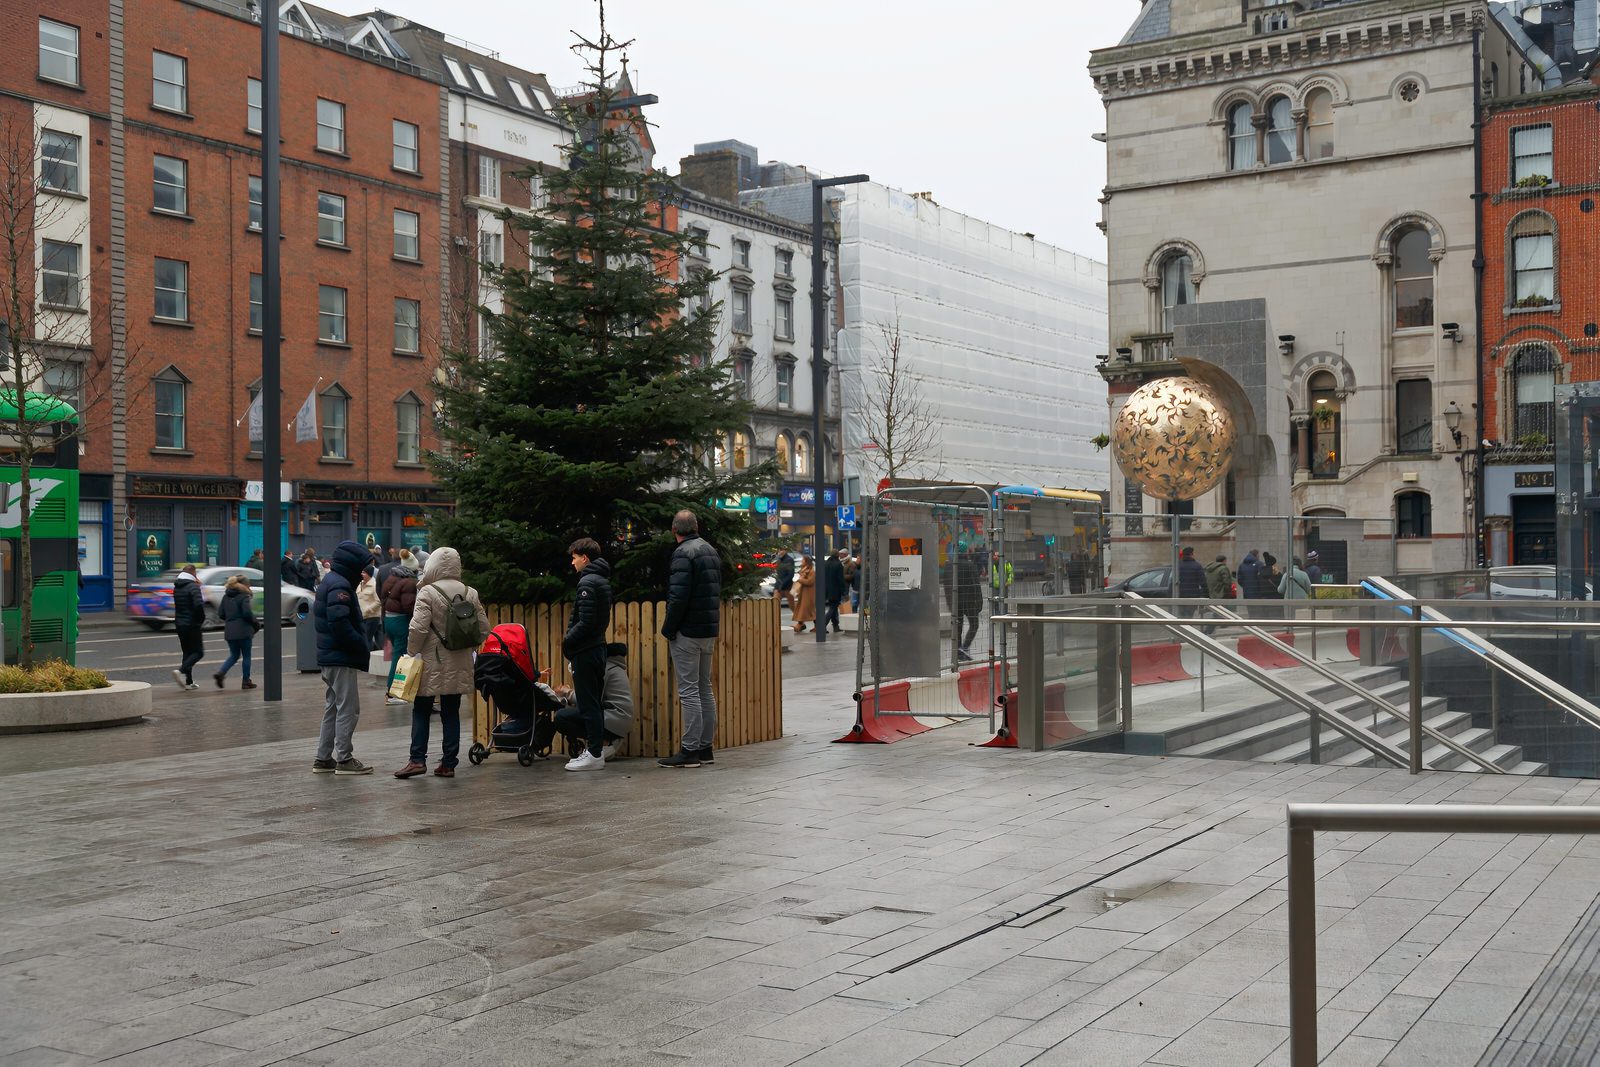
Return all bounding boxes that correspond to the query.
[852,312,943,486]
[0,112,140,666]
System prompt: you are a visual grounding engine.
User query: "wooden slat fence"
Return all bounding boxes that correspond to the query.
[473,597,782,758]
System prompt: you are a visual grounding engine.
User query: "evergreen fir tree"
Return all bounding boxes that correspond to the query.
[429,11,773,603]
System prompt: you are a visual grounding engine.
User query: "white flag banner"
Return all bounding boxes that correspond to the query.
[293,389,318,443]
[245,390,263,441]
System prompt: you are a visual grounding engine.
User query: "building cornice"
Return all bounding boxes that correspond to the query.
[677,192,827,246]
[1089,2,1482,102]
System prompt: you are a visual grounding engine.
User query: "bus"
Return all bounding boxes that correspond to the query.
[0,394,80,665]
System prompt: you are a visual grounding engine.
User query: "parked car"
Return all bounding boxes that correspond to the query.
[1454,565,1594,621]
[126,566,314,630]
[1106,566,1173,599]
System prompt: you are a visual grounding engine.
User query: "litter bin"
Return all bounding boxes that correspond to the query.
[295,603,319,673]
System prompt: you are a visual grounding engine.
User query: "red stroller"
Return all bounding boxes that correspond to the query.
[468,623,560,766]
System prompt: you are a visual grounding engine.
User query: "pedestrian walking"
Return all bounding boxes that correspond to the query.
[1177,547,1208,600]
[562,537,612,773]
[1204,554,1232,599]
[280,548,300,590]
[357,568,383,652]
[213,574,261,689]
[791,554,816,634]
[170,563,205,691]
[1279,557,1313,600]
[246,548,265,571]
[393,547,487,780]
[381,550,419,705]
[954,549,983,660]
[822,548,846,634]
[297,549,320,592]
[1305,551,1323,587]
[376,547,401,592]
[775,551,795,609]
[659,509,721,769]
[848,553,862,612]
[1237,549,1262,601]
[312,540,375,775]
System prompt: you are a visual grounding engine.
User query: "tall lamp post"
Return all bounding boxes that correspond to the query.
[811,174,868,645]
[258,1,284,700]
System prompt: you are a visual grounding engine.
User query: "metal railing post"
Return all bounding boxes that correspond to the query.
[1016,604,1045,751]
[1491,667,1501,738]
[1119,616,1133,734]
[1408,615,1424,774]
[1287,821,1317,1067]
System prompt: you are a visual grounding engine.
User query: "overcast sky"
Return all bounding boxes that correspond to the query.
[396,0,1141,260]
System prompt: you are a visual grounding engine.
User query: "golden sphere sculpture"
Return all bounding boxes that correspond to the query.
[1110,376,1236,501]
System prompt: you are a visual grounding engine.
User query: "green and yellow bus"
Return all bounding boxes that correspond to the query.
[0,394,80,665]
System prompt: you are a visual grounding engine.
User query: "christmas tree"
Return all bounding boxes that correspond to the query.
[429,11,772,603]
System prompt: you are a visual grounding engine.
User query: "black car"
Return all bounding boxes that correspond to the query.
[1106,566,1173,599]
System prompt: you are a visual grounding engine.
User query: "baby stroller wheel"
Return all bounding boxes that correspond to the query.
[517,746,535,767]
[468,743,487,766]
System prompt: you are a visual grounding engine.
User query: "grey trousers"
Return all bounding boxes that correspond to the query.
[670,634,717,753]
[317,665,362,762]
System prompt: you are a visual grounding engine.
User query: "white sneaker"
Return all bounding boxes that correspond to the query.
[565,750,604,772]
[600,741,619,762]
[183,682,200,691]
[172,669,186,691]
[385,696,408,706]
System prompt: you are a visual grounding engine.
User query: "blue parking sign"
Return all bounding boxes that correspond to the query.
[837,505,856,530]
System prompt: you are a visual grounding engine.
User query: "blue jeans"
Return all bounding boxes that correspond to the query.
[217,637,252,680]
[410,693,461,768]
[384,614,410,691]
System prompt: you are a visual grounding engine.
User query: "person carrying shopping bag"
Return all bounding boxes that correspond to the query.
[213,575,261,689]
[381,550,419,706]
[357,568,383,652]
[791,554,816,634]
[394,547,487,780]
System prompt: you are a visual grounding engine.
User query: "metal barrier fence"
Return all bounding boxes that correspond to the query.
[1285,803,1600,1066]
[993,597,1600,777]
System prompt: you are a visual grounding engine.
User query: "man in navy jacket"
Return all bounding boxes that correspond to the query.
[311,540,374,775]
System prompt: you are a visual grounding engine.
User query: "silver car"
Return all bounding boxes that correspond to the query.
[126,566,315,630]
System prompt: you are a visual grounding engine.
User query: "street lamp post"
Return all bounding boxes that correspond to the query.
[259,3,284,700]
[811,174,868,645]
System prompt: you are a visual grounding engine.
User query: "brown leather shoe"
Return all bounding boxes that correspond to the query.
[433,765,455,778]
[393,761,426,779]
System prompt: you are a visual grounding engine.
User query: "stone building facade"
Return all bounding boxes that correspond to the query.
[1093,0,1548,576]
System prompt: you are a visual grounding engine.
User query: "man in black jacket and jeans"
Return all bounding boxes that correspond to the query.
[171,564,206,691]
[659,510,721,768]
[563,538,612,773]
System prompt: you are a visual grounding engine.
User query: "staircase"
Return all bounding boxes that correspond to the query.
[1154,670,1547,774]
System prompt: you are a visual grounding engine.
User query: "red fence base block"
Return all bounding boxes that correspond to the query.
[956,662,1004,714]
[980,683,1087,748]
[833,681,934,744]
[980,691,1018,747]
[1131,643,1192,685]
[1238,631,1299,670]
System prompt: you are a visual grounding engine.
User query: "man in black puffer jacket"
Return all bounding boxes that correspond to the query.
[561,537,613,773]
[659,510,721,769]
[171,564,206,691]
[310,540,374,775]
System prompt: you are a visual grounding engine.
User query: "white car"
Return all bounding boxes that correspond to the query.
[127,566,315,629]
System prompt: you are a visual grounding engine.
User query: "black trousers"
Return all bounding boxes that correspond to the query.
[955,609,980,649]
[177,625,204,680]
[568,645,607,757]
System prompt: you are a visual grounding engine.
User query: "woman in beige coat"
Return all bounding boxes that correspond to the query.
[792,555,816,633]
[393,547,488,779]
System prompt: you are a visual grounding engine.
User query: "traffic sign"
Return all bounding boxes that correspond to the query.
[837,505,857,530]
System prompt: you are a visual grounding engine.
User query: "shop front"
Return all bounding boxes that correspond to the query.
[127,475,245,578]
[775,482,842,553]
[239,481,292,566]
[295,482,450,559]
[1483,465,1556,567]
[77,473,114,612]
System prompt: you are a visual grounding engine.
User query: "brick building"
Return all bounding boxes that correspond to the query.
[1478,72,1600,566]
[11,0,455,608]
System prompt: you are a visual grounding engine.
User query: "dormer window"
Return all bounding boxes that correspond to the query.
[443,56,470,88]
[469,66,496,96]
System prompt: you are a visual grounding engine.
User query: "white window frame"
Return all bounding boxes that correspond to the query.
[1513,230,1555,303]
[396,394,422,463]
[247,175,262,231]
[392,119,419,172]
[39,130,81,195]
[734,238,751,268]
[507,81,533,110]
[469,66,496,95]
[442,57,470,88]
[478,155,499,200]
[318,285,348,343]
[320,384,349,459]
[153,154,187,215]
[39,18,80,86]
[247,78,262,134]
[316,98,345,153]
[248,273,263,333]
[776,296,794,341]
[393,209,419,260]
[155,370,188,450]
[1265,96,1294,165]
[776,249,794,277]
[479,230,503,268]
[776,362,794,409]
[732,289,752,333]
[154,257,189,321]
[1227,102,1255,171]
[41,240,81,309]
[152,51,187,113]
[316,191,346,245]
[393,297,420,353]
[1511,125,1553,185]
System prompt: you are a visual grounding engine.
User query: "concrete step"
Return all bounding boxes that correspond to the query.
[1159,670,1405,752]
[1173,692,1447,763]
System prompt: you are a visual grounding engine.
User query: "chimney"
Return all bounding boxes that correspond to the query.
[678,150,741,204]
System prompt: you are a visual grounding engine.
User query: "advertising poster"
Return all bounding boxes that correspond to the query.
[887,537,924,591]
[358,528,386,554]
[138,530,169,577]
[401,528,430,553]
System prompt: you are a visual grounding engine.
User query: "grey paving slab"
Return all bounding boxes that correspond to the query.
[5,648,1600,1066]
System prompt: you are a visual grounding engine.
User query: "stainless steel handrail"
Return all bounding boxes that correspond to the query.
[1206,603,1502,773]
[1286,803,1600,1065]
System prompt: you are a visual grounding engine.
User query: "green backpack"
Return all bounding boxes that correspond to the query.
[436,590,483,651]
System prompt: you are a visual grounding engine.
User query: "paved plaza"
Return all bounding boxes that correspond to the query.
[4,634,1600,1065]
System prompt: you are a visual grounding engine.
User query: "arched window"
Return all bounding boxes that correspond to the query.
[1227,102,1255,170]
[1266,96,1295,164]
[1305,88,1334,159]
[774,432,791,474]
[1511,346,1556,441]
[1308,370,1340,478]
[793,435,810,477]
[1396,490,1431,540]
[154,366,189,450]
[1510,213,1555,307]
[1392,226,1434,329]
[712,437,728,470]
[320,383,349,460]
[731,430,750,469]
[395,393,422,464]
[1159,252,1195,331]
